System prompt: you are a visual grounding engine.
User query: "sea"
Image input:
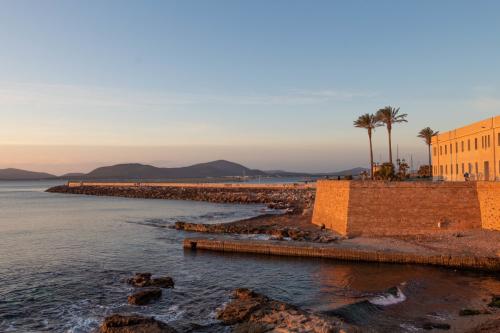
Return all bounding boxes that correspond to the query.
[0,180,499,332]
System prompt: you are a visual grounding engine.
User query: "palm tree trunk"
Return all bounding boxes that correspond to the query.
[369,130,374,180]
[428,143,432,177]
[388,128,393,164]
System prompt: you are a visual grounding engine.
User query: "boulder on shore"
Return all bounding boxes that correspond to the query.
[127,272,174,288]
[217,288,358,333]
[99,314,177,333]
[127,288,162,305]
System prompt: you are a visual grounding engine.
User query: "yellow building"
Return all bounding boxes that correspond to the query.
[431,116,500,181]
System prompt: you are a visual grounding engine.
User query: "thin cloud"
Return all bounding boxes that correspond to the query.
[0,82,378,110]
[470,97,500,111]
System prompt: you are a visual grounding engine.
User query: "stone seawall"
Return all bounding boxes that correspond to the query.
[184,238,500,271]
[46,185,316,212]
[312,180,500,237]
[477,182,500,231]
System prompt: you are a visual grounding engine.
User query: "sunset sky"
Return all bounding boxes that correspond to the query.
[1,0,500,174]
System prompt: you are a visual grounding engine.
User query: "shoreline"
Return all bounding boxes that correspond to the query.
[179,213,500,271]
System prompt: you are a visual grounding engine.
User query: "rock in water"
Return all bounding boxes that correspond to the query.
[217,288,356,333]
[127,288,162,305]
[149,276,175,288]
[127,273,152,287]
[127,272,175,288]
[217,289,269,325]
[99,314,177,333]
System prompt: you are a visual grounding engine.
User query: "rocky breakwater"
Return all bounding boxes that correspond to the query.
[217,288,358,333]
[46,185,315,213]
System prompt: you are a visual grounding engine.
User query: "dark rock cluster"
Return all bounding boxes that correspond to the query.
[126,272,174,306]
[175,221,340,243]
[99,273,177,332]
[46,185,315,213]
[99,314,177,333]
[216,288,356,333]
[127,288,162,306]
[127,272,175,289]
[99,281,358,333]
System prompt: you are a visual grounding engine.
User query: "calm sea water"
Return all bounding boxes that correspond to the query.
[0,181,499,333]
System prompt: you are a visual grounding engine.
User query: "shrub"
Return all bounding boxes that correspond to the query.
[418,165,431,178]
[374,163,395,181]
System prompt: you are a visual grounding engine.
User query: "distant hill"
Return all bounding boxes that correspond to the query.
[266,167,369,177]
[320,167,369,177]
[0,162,369,180]
[83,160,267,180]
[263,170,310,177]
[0,168,57,180]
[59,173,86,179]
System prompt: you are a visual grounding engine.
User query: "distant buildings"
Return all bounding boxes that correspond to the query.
[431,116,500,181]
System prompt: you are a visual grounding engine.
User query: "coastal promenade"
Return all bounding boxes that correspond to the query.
[183,236,500,272]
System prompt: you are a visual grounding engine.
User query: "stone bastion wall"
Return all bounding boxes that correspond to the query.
[312,180,500,237]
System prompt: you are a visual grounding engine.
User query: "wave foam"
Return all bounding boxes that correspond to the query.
[368,287,407,306]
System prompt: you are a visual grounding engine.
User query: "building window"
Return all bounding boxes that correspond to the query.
[440,146,442,155]
[450,144,453,154]
[455,142,458,153]
[451,164,453,174]
[498,133,500,146]
[488,135,491,148]
[468,139,471,151]
[440,166,443,176]
[445,145,447,155]
[482,136,484,149]
[475,162,478,174]
[475,138,478,150]
[461,141,464,152]
[461,163,464,174]
[433,147,437,156]
[468,163,472,173]
[456,164,459,175]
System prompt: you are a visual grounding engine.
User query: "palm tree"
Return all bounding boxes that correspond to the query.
[376,106,407,164]
[418,127,439,177]
[354,113,380,180]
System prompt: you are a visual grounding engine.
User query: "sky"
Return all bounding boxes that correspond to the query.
[1,0,500,174]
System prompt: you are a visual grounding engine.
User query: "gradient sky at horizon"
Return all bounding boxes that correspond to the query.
[1,0,500,174]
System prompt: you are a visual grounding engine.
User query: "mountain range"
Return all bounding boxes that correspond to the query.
[0,160,368,180]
